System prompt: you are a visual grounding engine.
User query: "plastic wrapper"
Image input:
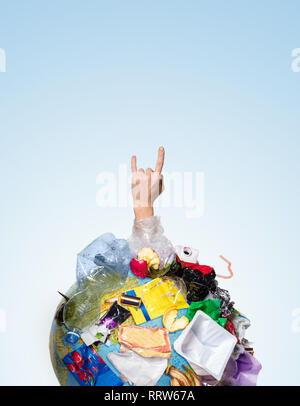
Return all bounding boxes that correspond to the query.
[81,301,131,346]
[125,277,189,325]
[63,233,131,332]
[94,301,130,343]
[63,343,123,386]
[108,350,168,386]
[118,326,171,358]
[127,216,175,270]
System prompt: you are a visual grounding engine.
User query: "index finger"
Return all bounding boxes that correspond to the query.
[131,155,137,172]
[155,146,165,173]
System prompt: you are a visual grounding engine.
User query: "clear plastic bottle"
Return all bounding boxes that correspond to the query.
[63,233,131,332]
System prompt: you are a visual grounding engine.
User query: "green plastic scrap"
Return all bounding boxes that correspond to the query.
[186,298,228,328]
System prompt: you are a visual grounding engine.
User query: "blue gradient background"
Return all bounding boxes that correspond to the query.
[0,1,300,385]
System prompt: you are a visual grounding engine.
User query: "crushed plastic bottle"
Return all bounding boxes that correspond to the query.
[63,233,131,332]
[76,233,131,284]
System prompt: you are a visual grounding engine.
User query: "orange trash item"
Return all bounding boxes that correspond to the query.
[118,326,171,358]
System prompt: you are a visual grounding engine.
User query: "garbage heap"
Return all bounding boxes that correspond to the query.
[50,216,262,386]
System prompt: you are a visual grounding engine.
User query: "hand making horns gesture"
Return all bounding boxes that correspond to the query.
[131,146,165,220]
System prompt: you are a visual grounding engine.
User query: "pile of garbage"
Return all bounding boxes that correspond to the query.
[50,216,262,386]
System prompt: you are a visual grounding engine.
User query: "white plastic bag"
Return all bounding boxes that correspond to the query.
[108,350,168,386]
[127,216,175,268]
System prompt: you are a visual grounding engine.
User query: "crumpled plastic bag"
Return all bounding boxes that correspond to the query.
[63,233,131,332]
[108,350,168,386]
[221,344,262,386]
[127,216,175,269]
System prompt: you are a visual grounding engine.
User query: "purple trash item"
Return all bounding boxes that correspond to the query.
[222,346,262,386]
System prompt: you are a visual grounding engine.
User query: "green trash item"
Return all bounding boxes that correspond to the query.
[63,267,126,331]
[186,298,227,328]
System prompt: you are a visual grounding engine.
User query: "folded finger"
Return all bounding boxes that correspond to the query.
[146,168,153,176]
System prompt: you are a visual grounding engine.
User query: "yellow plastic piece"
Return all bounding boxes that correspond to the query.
[126,278,189,325]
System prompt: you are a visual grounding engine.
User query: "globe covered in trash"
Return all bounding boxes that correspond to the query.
[49,223,262,386]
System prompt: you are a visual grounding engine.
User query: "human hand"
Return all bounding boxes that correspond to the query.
[131,146,165,220]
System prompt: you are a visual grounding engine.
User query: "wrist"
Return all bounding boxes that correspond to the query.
[133,206,154,220]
